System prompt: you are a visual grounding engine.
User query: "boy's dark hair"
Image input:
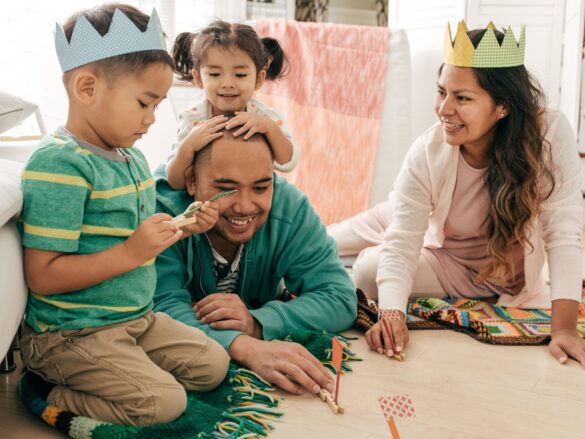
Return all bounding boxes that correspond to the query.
[172,20,288,82]
[62,3,173,84]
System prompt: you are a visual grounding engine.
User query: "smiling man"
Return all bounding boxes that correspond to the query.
[153,130,357,395]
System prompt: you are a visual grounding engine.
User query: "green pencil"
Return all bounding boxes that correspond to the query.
[183,189,238,217]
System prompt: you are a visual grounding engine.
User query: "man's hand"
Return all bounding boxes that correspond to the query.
[226,112,276,140]
[229,335,335,395]
[194,293,262,339]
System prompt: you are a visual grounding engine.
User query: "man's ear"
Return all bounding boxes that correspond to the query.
[70,69,101,105]
[192,69,204,89]
[255,69,266,90]
[185,165,197,196]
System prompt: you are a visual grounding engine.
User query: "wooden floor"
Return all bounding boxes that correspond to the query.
[2,329,585,439]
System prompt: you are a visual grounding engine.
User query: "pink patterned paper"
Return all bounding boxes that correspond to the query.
[379,395,416,420]
[379,309,405,321]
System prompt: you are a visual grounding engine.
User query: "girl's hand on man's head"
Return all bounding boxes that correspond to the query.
[182,115,228,153]
[226,112,275,140]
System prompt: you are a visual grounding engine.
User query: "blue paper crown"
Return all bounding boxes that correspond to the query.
[54,8,166,72]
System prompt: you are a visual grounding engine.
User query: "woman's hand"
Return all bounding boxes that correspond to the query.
[549,299,585,368]
[365,309,409,357]
[549,329,585,367]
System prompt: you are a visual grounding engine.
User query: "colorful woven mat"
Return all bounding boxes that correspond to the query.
[20,330,360,439]
[354,289,585,345]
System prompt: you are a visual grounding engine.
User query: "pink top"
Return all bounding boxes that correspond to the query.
[422,151,525,299]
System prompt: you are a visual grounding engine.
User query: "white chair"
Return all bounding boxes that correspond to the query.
[0,158,27,370]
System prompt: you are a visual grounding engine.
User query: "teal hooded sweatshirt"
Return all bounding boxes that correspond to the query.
[154,172,357,351]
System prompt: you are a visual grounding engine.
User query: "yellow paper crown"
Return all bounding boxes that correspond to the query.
[444,21,526,68]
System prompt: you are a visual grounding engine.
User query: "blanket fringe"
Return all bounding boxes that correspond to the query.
[198,366,283,439]
[323,335,362,373]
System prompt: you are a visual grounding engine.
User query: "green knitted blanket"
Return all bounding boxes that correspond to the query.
[19,330,359,439]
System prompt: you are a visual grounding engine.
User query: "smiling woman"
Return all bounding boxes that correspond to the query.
[329,21,585,368]
[435,65,507,168]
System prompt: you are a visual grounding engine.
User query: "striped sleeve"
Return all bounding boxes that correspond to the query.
[21,145,92,253]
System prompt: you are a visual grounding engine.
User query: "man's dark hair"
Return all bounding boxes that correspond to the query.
[188,124,273,181]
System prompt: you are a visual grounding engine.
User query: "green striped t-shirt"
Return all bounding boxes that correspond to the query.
[21,128,156,332]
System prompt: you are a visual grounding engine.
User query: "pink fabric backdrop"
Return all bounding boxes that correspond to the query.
[254,20,389,225]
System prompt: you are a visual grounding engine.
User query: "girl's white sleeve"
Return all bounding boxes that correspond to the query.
[252,101,299,172]
[540,111,583,302]
[165,111,200,163]
[377,136,434,313]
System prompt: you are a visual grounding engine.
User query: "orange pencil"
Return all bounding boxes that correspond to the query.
[380,318,405,361]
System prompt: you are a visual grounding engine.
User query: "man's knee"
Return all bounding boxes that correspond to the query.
[183,339,230,392]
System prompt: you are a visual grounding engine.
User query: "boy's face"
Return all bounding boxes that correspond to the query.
[193,46,266,116]
[88,63,173,150]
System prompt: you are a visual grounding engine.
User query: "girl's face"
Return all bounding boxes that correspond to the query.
[193,46,266,116]
[434,64,507,154]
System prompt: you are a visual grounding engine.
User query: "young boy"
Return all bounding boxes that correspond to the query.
[19,3,229,426]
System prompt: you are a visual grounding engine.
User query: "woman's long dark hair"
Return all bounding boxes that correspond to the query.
[451,29,555,282]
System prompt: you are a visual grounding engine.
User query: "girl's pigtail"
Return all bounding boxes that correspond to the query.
[172,32,197,81]
[261,37,289,80]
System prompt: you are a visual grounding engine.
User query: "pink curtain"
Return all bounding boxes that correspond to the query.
[255,20,389,224]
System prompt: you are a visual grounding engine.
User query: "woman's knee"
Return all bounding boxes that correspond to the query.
[353,246,383,301]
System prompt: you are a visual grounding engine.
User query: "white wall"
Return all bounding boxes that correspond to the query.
[0,1,256,169]
[0,1,104,132]
[390,0,567,140]
[0,0,179,169]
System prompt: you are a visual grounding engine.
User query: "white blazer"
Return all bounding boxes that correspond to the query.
[378,110,583,312]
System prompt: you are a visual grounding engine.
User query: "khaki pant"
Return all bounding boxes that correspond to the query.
[21,311,230,426]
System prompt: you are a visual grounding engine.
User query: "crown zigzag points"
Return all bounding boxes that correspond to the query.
[55,8,166,72]
[443,20,525,68]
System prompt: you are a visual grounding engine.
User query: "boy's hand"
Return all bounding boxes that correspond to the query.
[178,201,219,238]
[182,115,228,152]
[227,112,276,140]
[124,213,183,265]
